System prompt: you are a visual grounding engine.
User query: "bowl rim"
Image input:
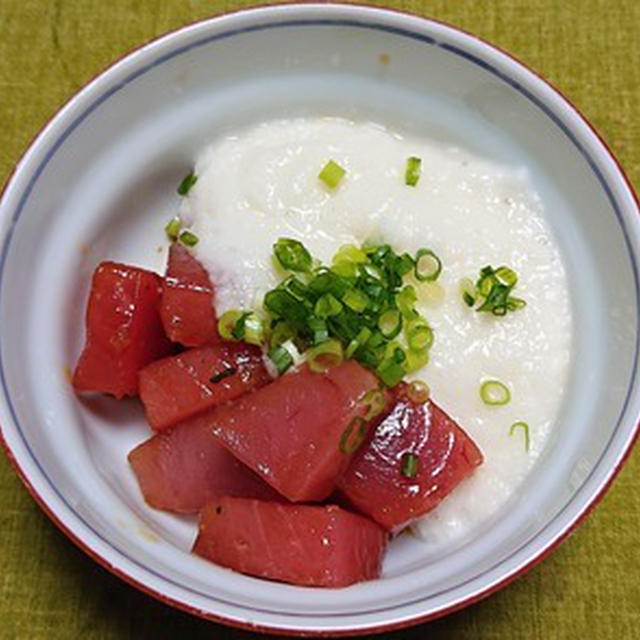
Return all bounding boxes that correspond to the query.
[1,2,639,636]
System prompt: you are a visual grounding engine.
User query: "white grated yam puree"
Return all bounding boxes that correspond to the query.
[181,117,572,548]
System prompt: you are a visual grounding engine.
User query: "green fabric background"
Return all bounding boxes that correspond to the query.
[1,1,639,638]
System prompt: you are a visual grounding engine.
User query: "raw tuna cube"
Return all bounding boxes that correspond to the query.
[208,360,382,502]
[337,383,483,532]
[138,343,271,431]
[193,497,388,587]
[128,419,281,514]
[161,243,220,346]
[73,262,173,399]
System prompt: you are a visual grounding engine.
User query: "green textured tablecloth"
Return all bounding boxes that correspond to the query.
[1,1,639,638]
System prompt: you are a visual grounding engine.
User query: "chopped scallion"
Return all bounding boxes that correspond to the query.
[396,285,418,319]
[273,238,312,273]
[242,313,264,345]
[377,359,406,387]
[509,421,531,452]
[480,379,511,406]
[177,172,197,196]
[209,367,237,384]
[405,156,422,187]
[318,159,346,189]
[414,249,442,282]
[378,309,402,339]
[333,244,368,265]
[463,265,526,316]
[308,316,329,345]
[342,288,370,313]
[404,348,429,373]
[267,344,294,375]
[218,310,244,341]
[405,320,434,351]
[331,260,358,279]
[339,416,368,454]
[164,217,181,241]
[230,312,251,341]
[269,321,295,348]
[459,277,477,307]
[360,388,388,420]
[314,293,343,318]
[346,327,372,359]
[307,339,344,372]
[178,230,199,247]
[401,452,419,478]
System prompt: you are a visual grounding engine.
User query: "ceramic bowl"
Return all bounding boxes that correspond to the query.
[1,4,639,635]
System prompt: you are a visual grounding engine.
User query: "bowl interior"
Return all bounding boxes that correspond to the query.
[1,6,639,632]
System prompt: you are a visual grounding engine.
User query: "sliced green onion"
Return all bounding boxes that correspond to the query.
[360,388,388,420]
[269,321,295,348]
[308,316,329,345]
[393,252,415,278]
[494,266,518,287]
[405,320,434,352]
[261,239,441,387]
[414,249,442,282]
[331,261,358,279]
[507,296,527,311]
[282,277,308,301]
[273,238,312,273]
[309,269,351,299]
[267,344,294,375]
[242,313,264,345]
[396,285,418,319]
[466,265,525,316]
[177,172,197,195]
[509,421,531,452]
[407,380,430,404]
[480,379,511,406]
[230,312,251,340]
[459,277,477,307]
[178,230,199,247]
[345,327,372,359]
[366,331,386,349]
[218,310,244,341]
[401,452,419,478]
[378,309,402,339]
[318,159,346,189]
[342,288,370,313]
[264,289,308,326]
[339,416,368,454]
[307,339,344,372]
[209,367,237,384]
[405,156,422,187]
[404,348,429,373]
[164,217,181,241]
[333,244,368,265]
[377,359,406,387]
[314,293,343,318]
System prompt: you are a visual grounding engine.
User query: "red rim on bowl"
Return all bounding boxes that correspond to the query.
[0,4,639,636]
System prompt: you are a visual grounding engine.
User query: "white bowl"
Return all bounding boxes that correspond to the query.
[1,4,639,635]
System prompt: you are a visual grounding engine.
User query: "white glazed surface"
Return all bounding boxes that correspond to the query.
[183,115,572,547]
[0,5,639,635]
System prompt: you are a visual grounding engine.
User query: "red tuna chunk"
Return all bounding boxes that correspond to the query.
[208,360,381,502]
[161,243,220,346]
[138,343,271,431]
[193,497,388,587]
[338,383,483,532]
[128,419,281,514]
[73,262,173,398]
